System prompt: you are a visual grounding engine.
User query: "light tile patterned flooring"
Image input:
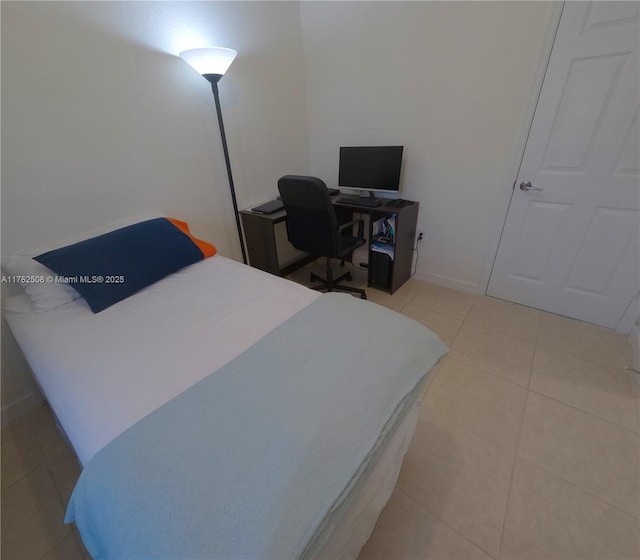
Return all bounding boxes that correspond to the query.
[1,264,638,559]
[293,263,639,560]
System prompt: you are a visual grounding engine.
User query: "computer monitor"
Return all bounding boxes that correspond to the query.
[338,146,404,195]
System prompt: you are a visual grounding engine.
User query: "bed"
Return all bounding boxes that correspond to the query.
[3,216,447,559]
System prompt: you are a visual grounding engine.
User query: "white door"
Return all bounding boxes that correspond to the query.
[488,1,639,329]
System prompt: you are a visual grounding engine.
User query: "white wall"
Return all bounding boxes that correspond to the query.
[300,0,558,292]
[1,1,309,418]
[2,1,309,257]
[1,0,560,420]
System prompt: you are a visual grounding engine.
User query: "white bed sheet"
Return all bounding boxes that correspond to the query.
[5,256,318,465]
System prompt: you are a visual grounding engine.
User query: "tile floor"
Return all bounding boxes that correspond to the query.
[1,264,638,559]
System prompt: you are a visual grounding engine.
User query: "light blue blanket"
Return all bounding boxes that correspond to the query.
[66,293,447,559]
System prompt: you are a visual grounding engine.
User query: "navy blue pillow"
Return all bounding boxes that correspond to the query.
[34,218,205,313]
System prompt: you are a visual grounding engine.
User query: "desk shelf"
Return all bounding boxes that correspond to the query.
[367,203,419,294]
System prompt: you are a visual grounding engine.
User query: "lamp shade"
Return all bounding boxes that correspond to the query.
[179,47,237,77]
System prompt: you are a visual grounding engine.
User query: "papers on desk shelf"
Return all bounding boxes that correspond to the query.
[371,242,395,260]
[372,215,396,242]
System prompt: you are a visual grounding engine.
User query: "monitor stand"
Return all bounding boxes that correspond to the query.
[340,190,378,199]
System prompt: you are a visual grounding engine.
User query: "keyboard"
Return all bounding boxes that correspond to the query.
[336,196,383,207]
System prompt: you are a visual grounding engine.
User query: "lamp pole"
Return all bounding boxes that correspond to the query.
[205,75,247,264]
[179,48,247,264]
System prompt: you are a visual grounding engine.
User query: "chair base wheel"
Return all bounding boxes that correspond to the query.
[309,258,367,300]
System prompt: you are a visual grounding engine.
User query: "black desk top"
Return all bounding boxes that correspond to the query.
[241,197,417,220]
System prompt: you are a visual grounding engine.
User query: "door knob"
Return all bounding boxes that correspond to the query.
[519,181,543,192]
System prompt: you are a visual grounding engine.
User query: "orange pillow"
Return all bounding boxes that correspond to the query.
[166,217,217,258]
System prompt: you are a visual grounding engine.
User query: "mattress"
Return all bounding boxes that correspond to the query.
[4,255,318,465]
[313,402,419,559]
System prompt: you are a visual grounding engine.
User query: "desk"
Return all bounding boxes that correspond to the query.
[240,198,419,294]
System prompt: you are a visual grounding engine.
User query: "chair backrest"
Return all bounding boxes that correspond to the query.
[277,175,338,257]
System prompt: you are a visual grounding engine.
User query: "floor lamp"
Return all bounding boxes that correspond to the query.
[179,47,248,264]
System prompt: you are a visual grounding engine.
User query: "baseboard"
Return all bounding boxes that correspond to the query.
[412,270,482,295]
[1,391,45,427]
[629,324,640,382]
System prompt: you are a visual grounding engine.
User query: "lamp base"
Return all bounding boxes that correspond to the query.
[202,73,223,84]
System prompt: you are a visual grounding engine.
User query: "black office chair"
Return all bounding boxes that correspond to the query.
[278,175,367,300]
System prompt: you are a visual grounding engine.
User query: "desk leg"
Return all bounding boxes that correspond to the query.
[240,212,280,275]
